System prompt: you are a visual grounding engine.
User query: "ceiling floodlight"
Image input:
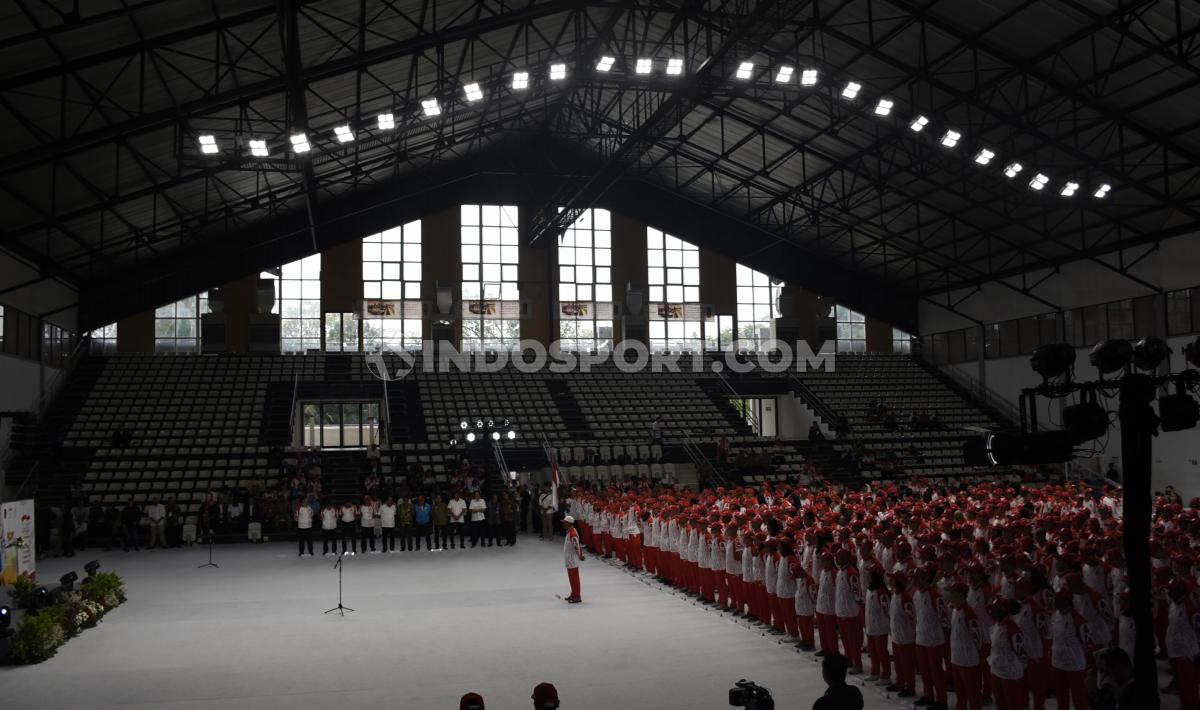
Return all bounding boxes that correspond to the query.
[940,129,961,148]
[289,133,310,153]
[549,63,567,80]
[512,71,529,90]
[735,61,754,80]
[873,98,893,116]
[507,430,516,440]
[841,81,861,99]
[491,431,501,441]
[1060,181,1079,197]
[377,113,395,130]
[198,134,218,154]
[636,58,652,74]
[333,125,354,143]
[465,432,476,443]
[463,83,483,102]
[800,68,818,86]
[974,148,995,165]
[909,115,929,132]
[421,98,441,117]
[1003,162,1023,178]
[248,139,268,157]
[775,66,794,83]
[666,58,683,75]
[1029,173,1050,191]
[1093,183,1111,199]
[596,56,615,72]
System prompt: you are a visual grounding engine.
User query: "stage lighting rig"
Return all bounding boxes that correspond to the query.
[1090,339,1133,375]
[1133,338,1172,372]
[1184,337,1200,369]
[1030,343,1076,381]
[0,606,10,633]
[59,572,78,591]
[84,560,101,578]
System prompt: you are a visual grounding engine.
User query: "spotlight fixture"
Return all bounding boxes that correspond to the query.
[549,63,567,80]
[1185,337,1200,369]
[460,420,469,430]
[1030,343,1076,381]
[507,429,517,440]
[1029,173,1049,191]
[421,98,441,117]
[84,560,100,577]
[465,432,477,443]
[909,115,929,132]
[59,571,78,591]
[248,139,269,157]
[1063,401,1110,445]
[1129,338,1172,373]
[0,606,9,632]
[800,68,818,86]
[636,58,652,74]
[963,430,1075,466]
[1093,183,1111,199]
[198,134,219,154]
[512,71,529,90]
[449,437,458,446]
[463,83,483,102]
[1060,181,1079,197]
[940,130,961,148]
[333,124,354,143]
[28,587,49,614]
[666,58,684,75]
[735,61,754,80]
[974,148,995,165]
[1089,339,1133,375]
[1160,394,1200,432]
[841,81,861,99]
[596,56,615,72]
[377,113,395,130]
[1003,162,1023,178]
[775,66,794,83]
[475,419,484,429]
[873,98,894,116]
[491,431,501,441]
[289,133,311,154]
[487,418,495,428]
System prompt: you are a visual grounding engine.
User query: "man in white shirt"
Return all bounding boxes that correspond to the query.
[294,495,315,556]
[448,493,468,549]
[468,491,488,548]
[320,501,339,555]
[378,497,398,552]
[539,486,556,539]
[146,498,166,549]
[359,495,377,553]
[340,500,358,554]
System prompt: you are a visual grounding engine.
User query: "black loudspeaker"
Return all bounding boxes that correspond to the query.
[625,282,645,316]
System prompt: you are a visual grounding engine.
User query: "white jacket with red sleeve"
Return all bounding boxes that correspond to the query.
[950,605,983,667]
[988,618,1028,680]
[889,591,916,645]
[865,587,891,637]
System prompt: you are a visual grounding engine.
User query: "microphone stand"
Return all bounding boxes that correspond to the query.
[324,550,355,616]
[198,527,218,569]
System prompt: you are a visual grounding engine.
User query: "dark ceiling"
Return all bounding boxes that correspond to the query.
[1,0,1198,330]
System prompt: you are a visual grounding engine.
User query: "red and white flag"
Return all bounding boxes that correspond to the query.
[551,458,560,510]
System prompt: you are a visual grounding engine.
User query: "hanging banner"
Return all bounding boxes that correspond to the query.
[656,303,684,319]
[462,300,521,318]
[0,499,36,584]
[560,301,615,320]
[363,299,422,319]
[650,303,710,321]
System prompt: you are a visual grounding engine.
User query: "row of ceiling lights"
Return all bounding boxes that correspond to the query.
[194,55,1112,200]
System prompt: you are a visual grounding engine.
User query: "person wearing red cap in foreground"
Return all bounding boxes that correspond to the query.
[863,565,892,686]
[459,692,484,710]
[888,570,918,699]
[1166,578,1200,710]
[1050,591,1092,710]
[562,515,584,603]
[531,681,560,709]
[948,581,985,710]
[913,565,949,708]
[834,546,865,674]
[987,597,1029,710]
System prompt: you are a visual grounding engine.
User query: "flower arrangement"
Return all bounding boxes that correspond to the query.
[6,572,38,609]
[10,572,127,664]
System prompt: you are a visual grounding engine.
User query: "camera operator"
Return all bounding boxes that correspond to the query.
[813,652,863,710]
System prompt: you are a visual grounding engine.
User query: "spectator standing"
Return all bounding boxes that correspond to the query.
[295,495,315,556]
[359,495,378,553]
[433,495,452,549]
[539,485,555,540]
[468,491,488,547]
[413,495,432,550]
[146,498,166,549]
[448,492,468,548]
[378,496,398,552]
[165,498,183,547]
[199,493,219,546]
[519,485,532,533]
[120,499,143,551]
[485,492,502,546]
[340,499,359,554]
[320,501,339,555]
[397,496,415,551]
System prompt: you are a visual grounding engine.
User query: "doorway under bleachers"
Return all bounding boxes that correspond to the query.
[300,400,381,448]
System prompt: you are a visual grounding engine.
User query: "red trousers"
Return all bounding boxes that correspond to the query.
[566,567,581,600]
[951,663,983,710]
[837,615,864,667]
[1026,657,1048,710]
[1051,668,1087,710]
[777,597,799,637]
[1172,657,1200,710]
[867,634,891,680]
[817,613,840,653]
[627,535,642,569]
[992,675,1028,710]
[797,614,815,646]
[917,643,948,704]
[893,642,918,694]
[769,594,787,632]
[615,537,626,562]
[756,583,770,622]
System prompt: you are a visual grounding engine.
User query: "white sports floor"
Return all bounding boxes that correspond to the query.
[0,536,898,710]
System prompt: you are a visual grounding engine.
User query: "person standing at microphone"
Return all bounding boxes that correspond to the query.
[563,515,585,604]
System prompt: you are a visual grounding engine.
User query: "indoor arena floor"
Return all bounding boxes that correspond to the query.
[1,535,899,710]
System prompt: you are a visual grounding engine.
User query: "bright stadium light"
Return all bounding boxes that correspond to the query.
[248,139,268,157]
[1093,183,1111,199]
[491,431,501,441]
[463,83,483,102]
[198,134,218,154]
[465,432,476,443]
[909,115,929,132]
[1029,173,1050,191]
[735,61,754,80]
[841,81,861,99]
[290,133,311,154]
[1060,181,1079,197]
[775,66,794,83]
[377,113,395,130]
[1003,162,1023,178]
[333,125,354,143]
[800,68,818,86]
[974,148,995,165]
[940,129,961,148]
[636,58,652,74]
[666,58,684,75]
[421,98,441,117]
[596,56,615,72]
[873,98,893,116]
[512,71,529,90]
[507,430,516,440]
[549,63,567,80]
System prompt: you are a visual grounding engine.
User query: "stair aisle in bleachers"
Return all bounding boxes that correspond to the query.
[546,380,592,439]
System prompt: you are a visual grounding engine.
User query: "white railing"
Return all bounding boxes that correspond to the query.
[717,371,759,434]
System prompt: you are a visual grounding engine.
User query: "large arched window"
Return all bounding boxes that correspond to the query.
[558,208,613,351]
[362,220,422,351]
[461,204,520,351]
[647,227,702,352]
